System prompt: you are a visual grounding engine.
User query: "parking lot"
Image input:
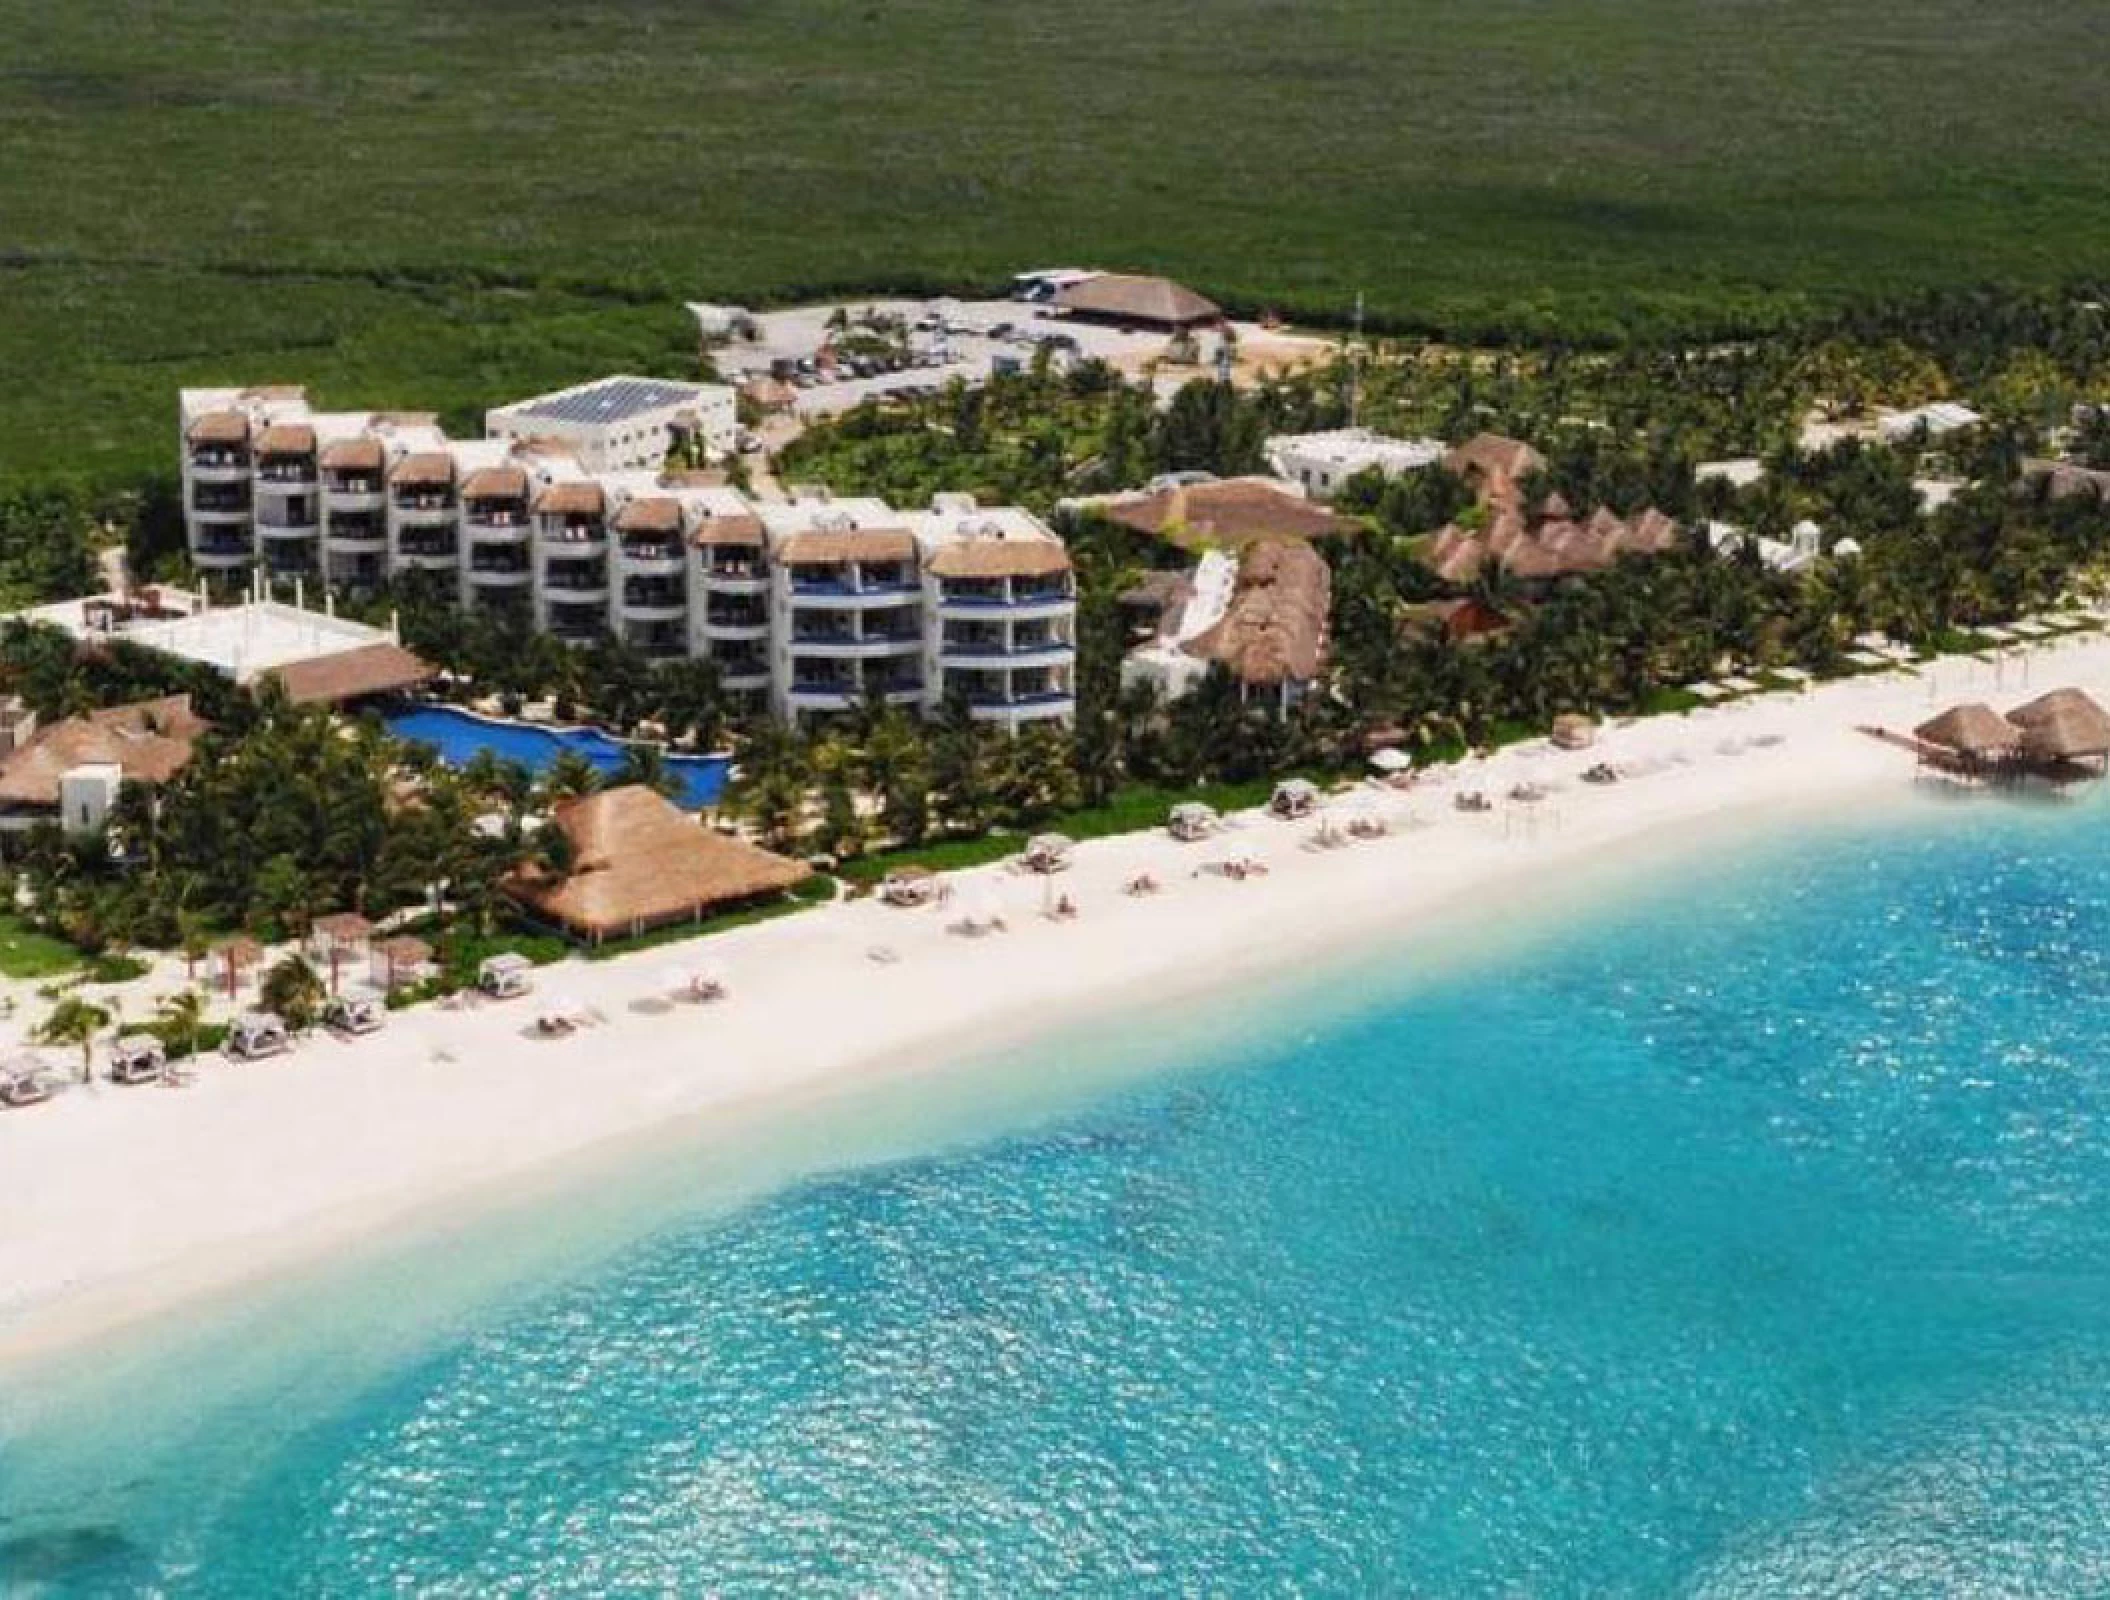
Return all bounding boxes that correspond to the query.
[709,296,1331,424]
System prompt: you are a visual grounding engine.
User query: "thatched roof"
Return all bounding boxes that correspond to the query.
[1915,703,2021,756]
[691,512,766,549]
[2008,688,2110,760]
[1442,433,1545,490]
[0,695,208,808]
[256,423,316,456]
[925,539,1071,579]
[320,436,385,472]
[777,528,917,565]
[461,466,528,500]
[1053,273,1220,327]
[312,911,375,944]
[390,451,455,487]
[187,410,249,446]
[535,481,606,517]
[1090,479,1356,551]
[614,496,685,537]
[266,643,435,705]
[1183,538,1330,686]
[508,786,811,940]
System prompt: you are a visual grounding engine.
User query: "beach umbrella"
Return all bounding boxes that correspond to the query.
[1368,747,1412,774]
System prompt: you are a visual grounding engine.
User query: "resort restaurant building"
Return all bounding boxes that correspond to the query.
[178,388,1076,729]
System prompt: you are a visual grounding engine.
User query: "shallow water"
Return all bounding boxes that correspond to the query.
[8,788,2110,1595]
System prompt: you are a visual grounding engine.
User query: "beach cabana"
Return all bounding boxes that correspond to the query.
[227,1011,290,1060]
[1368,747,1413,776]
[880,866,940,908]
[373,935,433,991]
[1269,779,1320,819]
[108,1032,167,1085]
[2007,688,2110,773]
[324,994,385,1036]
[0,1059,59,1108]
[1168,802,1220,841]
[1913,703,2021,775]
[505,785,810,945]
[478,952,535,999]
[1021,833,1074,874]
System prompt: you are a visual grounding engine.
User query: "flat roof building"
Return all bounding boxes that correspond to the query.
[486,375,737,473]
[1265,429,1444,500]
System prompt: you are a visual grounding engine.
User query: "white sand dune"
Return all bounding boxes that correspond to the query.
[0,638,2095,1370]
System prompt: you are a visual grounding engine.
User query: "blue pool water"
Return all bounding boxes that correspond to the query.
[384,705,731,808]
[10,790,2110,1593]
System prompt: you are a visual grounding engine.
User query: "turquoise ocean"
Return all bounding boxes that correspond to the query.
[7,786,2110,1595]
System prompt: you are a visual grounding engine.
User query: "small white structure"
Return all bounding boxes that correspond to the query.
[58,762,122,838]
[108,1033,167,1085]
[1168,802,1219,841]
[478,952,535,999]
[1269,778,1320,819]
[880,867,941,908]
[1879,402,1982,441]
[684,303,756,342]
[1010,268,1100,302]
[1265,429,1444,500]
[1706,518,1824,575]
[486,376,737,471]
[1696,458,1766,489]
[228,1011,290,1059]
[324,994,385,1035]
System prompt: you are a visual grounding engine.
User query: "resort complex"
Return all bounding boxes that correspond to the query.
[179,385,1077,725]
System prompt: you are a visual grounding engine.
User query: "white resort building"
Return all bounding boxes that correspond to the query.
[1264,428,1445,500]
[178,386,1075,727]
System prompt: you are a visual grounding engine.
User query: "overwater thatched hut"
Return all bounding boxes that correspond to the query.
[2007,688,2110,774]
[1913,703,2022,775]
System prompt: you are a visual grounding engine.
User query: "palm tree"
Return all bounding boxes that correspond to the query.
[37,995,109,1086]
[540,750,603,804]
[260,954,326,1033]
[157,987,208,1064]
[615,742,680,797]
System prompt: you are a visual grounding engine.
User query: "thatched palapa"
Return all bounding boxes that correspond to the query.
[266,643,435,706]
[0,695,208,811]
[508,785,811,943]
[1914,703,2021,763]
[2007,688,2110,766]
[1087,478,1356,551]
[1053,274,1220,328]
[1183,538,1330,690]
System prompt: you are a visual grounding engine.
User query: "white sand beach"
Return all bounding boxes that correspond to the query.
[0,638,2101,1372]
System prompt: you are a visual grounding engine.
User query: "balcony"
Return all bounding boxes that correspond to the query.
[256,507,319,540]
[618,538,686,577]
[546,606,608,645]
[467,557,532,587]
[621,581,687,621]
[623,624,689,658]
[785,563,921,605]
[190,490,251,520]
[392,493,456,525]
[394,535,459,568]
[191,533,253,566]
[702,605,770,639]
[263,542,318,577]
[326,517,386,550]
[327,552,385,588]
[464,505,530,543]
[256,459,317,486]
[187,450,250,483]
[937,580,1074,620]
[324,473,383,501]
[789,625,922,659]
[939,631,1076,665]
[967,693,1076,726]
[701,559,768,591]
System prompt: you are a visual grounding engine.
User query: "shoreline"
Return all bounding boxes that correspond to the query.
[0,639,2099,1376]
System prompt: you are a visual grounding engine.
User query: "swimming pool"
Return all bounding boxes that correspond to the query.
[384,705,731,809]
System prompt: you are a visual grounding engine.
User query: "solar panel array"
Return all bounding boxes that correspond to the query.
[512,378,705,425]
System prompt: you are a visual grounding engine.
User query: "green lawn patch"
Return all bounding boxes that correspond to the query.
[0,915,80,980]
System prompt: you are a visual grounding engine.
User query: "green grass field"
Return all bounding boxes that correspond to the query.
[7,0,2110,485]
